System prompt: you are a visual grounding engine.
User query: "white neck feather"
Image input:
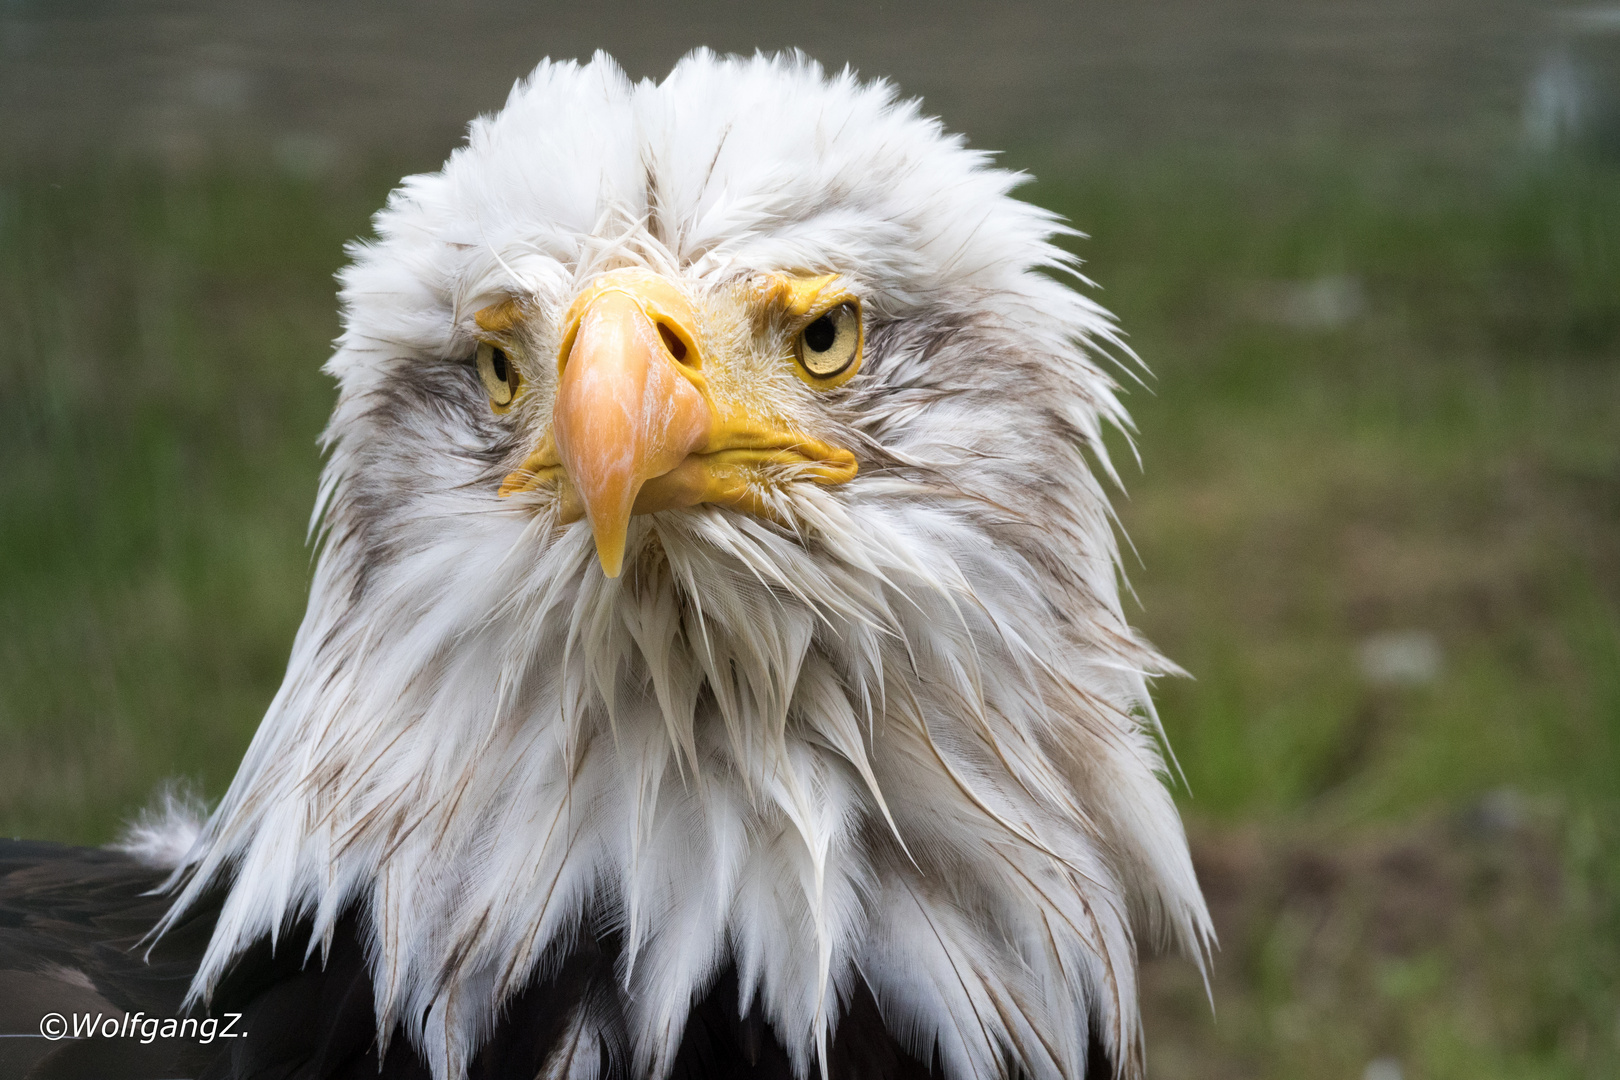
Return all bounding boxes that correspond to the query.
[164,477,1209,1080]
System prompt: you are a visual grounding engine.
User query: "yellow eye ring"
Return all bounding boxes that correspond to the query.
[793,302,861,386]
[476,341,520,412]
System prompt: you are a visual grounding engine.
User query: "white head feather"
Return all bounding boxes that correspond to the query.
[159,50,1211,1080]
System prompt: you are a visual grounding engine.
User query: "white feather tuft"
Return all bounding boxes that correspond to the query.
[113,781,209,870]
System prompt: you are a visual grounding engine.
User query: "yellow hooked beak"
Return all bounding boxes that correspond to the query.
[496,269,857,577]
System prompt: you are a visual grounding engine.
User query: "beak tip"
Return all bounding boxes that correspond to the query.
[590,525,628,578]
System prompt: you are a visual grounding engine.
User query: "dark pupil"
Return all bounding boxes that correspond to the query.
[490,348,509,383]
[804,315,837,353]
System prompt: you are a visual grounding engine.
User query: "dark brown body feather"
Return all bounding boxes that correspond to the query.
[1,841,1056,1080]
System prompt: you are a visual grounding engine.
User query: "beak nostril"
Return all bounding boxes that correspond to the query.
[657,322,691,366]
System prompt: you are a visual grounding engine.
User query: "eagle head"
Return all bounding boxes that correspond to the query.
[164,50,1211,1080]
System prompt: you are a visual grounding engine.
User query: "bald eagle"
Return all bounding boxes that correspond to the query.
[1,52,1210,1080]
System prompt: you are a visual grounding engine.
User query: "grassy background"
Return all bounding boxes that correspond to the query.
[1,151,1616,1078]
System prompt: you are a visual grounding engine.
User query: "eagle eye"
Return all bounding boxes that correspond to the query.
[476,342,520,410]
[795,302,860,380]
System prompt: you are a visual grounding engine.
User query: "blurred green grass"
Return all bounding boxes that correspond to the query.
[1034,153,1620,1079]
[0,166,375,837]
[1,151,1616,1077]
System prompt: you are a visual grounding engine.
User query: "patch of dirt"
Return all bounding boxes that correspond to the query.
[1137,807,1576,1079]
